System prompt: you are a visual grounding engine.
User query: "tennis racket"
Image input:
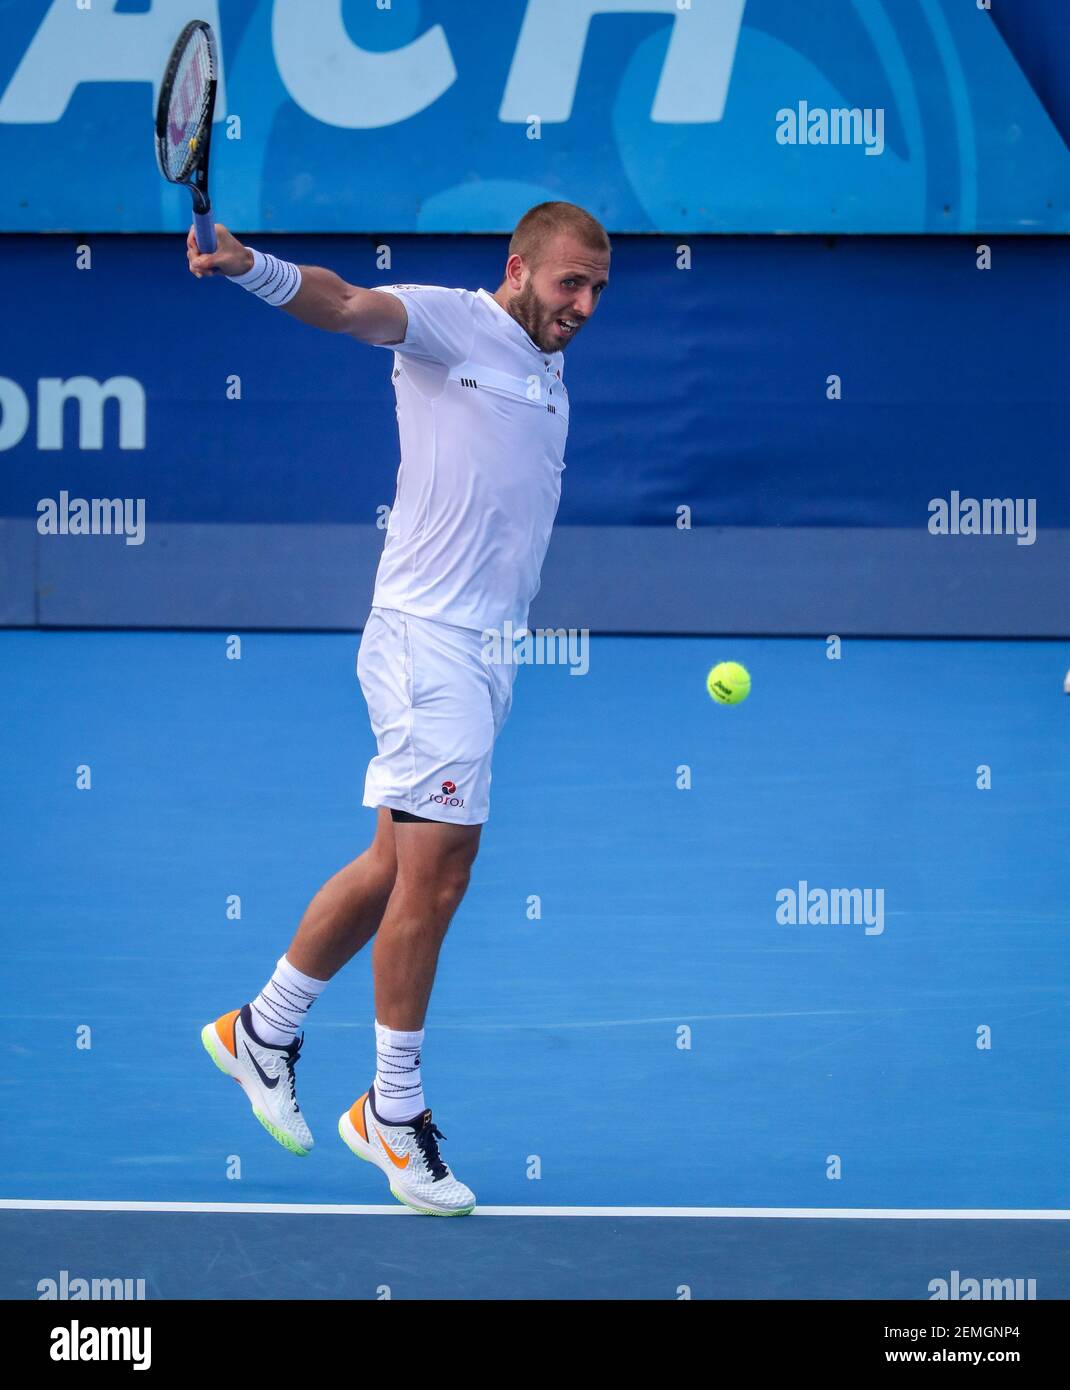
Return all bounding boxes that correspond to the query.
[155,19,220,253]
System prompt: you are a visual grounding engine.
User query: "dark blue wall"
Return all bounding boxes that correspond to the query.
[2,234,1068,529]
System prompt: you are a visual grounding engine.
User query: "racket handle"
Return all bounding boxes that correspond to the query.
[194,211,218,254]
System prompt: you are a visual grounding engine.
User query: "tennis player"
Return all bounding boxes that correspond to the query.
[192,203,610,1214]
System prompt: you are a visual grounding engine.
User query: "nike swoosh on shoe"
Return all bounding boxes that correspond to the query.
[374,1126,411,1169]
[245,1043,280,1089]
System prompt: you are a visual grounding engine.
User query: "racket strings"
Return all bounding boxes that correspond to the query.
[163,33,214,180]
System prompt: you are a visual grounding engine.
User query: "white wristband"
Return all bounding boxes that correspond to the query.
[226,248,302,306]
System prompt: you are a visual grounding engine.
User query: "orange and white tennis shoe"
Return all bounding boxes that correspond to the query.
[338,1084,475,1216]
[200,1005,314,1157]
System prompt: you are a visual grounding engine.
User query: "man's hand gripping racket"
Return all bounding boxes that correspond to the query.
[186,224,252,279]
[155,18,250,272]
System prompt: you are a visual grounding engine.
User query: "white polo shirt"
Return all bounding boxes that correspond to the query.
[368,285,570,635]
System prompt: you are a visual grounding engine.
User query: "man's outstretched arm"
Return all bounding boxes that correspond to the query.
[186,222,407,345]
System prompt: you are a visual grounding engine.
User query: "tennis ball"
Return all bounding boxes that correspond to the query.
[706,661,751,705]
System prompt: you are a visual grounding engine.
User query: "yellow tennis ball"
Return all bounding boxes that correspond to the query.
[706,661,751,705]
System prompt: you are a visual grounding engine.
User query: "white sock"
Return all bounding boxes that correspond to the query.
[374,1020,426,1122]
[249,955,328,1047]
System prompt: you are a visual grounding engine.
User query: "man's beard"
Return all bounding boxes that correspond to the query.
[507,280,559,353]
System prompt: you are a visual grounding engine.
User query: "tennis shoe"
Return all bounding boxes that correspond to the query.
[201,1005,313,1156]
[338,1084,475,1215]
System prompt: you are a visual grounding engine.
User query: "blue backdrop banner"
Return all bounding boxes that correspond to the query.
[1,0,1068,233]
[1,234,1067,529]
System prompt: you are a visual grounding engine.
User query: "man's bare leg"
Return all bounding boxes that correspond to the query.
[203,811,400,1154]
[336,816,482,1213]
[373,818,482,1030]
[285,807,399,980]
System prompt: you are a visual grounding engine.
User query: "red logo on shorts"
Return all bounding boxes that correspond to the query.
[429,778,465,808]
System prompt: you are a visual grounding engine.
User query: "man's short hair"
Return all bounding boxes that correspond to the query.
[508,201,611,270]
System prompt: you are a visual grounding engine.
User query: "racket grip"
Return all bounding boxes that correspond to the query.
[194,211,218,254]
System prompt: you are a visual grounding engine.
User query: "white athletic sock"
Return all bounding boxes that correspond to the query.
[249,955,328,1047]
[374,1020,426,1122]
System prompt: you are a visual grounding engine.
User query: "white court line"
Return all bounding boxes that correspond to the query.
[1,1200,1068,1219]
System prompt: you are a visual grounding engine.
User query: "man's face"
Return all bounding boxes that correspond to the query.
[505,234,610,353]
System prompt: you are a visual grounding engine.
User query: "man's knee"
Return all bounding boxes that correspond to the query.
[431,873,472,927]
[368,822,399,881]
[395,852,473,919]
[368,845,398,887]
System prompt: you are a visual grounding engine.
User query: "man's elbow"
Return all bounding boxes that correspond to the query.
[342,286,407,345]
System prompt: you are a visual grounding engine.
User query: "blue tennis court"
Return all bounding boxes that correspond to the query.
[2,630,1067,1299]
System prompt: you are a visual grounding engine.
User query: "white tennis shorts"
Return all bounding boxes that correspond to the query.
[356,606,516,826]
